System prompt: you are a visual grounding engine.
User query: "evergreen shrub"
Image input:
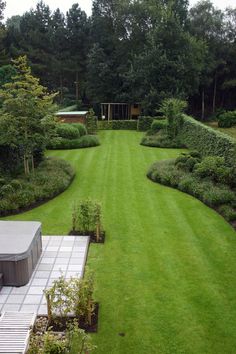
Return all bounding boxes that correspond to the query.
[218,111,236,128]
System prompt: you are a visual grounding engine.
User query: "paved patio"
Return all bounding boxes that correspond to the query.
[0,235,89,315]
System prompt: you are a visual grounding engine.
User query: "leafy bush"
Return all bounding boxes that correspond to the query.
[0,157,74,216]
[56,123,87,140]
[150,119,167,134]
[218,205,236,222]
[72,199,103,241]
[98,120,137,130]
[48,135,100,150]
[137,116,154,131]
[158,98,187,138]
[178,115,236,166]
[202,185,235,207]
[147,155,236,225]
[175,152,201,172]
[71,123,87,137]
[28,322,96,354]
[218,111,236,128]
[45,270,95,326]
[56,124,80,139]
[141,131,184,148]
[193,156,233,184]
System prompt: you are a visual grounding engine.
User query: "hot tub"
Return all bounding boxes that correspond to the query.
[0,221,42,287]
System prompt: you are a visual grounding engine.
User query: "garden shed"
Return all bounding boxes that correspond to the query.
[101,103,141,120]
[56,111,89,124]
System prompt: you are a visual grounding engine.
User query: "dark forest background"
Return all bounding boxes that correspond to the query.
[0,0,236,118]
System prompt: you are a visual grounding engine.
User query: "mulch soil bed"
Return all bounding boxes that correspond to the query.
[44,303,99,333]
[68,230,106,244]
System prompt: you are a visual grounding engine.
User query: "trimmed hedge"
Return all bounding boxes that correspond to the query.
[98,120,137,130]
[48,135,100,150]
[179,115,236,166]
[0,157,75,216]
[86,115,98,134]
[218,111,236,128]
[138,116,165,131]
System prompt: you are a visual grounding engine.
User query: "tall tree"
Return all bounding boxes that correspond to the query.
[0,56,57,174]
[66,4,89,104]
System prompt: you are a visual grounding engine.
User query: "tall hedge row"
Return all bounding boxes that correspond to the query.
[98,120,137,130]
[179,115,236,166]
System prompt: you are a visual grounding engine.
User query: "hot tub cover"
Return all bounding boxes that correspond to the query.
[0,221,41,261]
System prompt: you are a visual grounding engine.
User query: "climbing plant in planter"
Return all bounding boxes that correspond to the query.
[71,199,105,243]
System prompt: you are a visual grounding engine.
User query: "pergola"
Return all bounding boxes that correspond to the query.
[101,103,131,121]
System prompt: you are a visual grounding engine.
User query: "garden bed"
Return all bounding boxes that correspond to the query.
[46,303,99,333]
[69,230,105,244]
[0,157,75,217]
[147,153,236,230]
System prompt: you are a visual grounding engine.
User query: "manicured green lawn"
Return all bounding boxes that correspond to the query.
[4,131,236,354]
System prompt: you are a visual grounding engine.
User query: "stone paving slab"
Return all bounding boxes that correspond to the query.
[0,235,89,315]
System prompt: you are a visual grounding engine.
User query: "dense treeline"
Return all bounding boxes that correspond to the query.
[0,0,236,117]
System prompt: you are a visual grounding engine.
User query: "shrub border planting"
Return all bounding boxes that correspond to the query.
[0,157,75,217]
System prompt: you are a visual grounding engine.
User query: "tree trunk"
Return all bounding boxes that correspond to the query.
[46,293,52,325]
[75,71,79,105]
[87,299,92,326]
[96,223,100,243]
[60,73,63,104]
[31,155,35,174]
[212,72,217,115]
[201,88,205,121]
[23,154,30,175]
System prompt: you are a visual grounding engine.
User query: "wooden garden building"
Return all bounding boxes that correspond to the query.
[56,111,89,124]
[101,103,141,121]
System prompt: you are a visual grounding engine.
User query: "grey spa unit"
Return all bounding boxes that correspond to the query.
[0,221,42,287]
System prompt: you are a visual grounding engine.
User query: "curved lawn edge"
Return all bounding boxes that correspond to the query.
[147,160,236,231]
[0,157,75,217]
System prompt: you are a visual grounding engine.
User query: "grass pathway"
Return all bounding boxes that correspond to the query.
[5,131,236,354]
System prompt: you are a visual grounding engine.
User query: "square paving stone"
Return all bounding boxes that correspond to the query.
[2,304,21,311]
[23,295,42,305]
[11,286,29,295]
[6,295,25,304]
[28,286,46,295]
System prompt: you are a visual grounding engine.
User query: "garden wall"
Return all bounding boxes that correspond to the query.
[179,115,236,165]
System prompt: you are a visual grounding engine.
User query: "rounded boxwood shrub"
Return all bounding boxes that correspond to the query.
[56,124,80,139]
[218,111,236,128]
[71,123,87,137]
